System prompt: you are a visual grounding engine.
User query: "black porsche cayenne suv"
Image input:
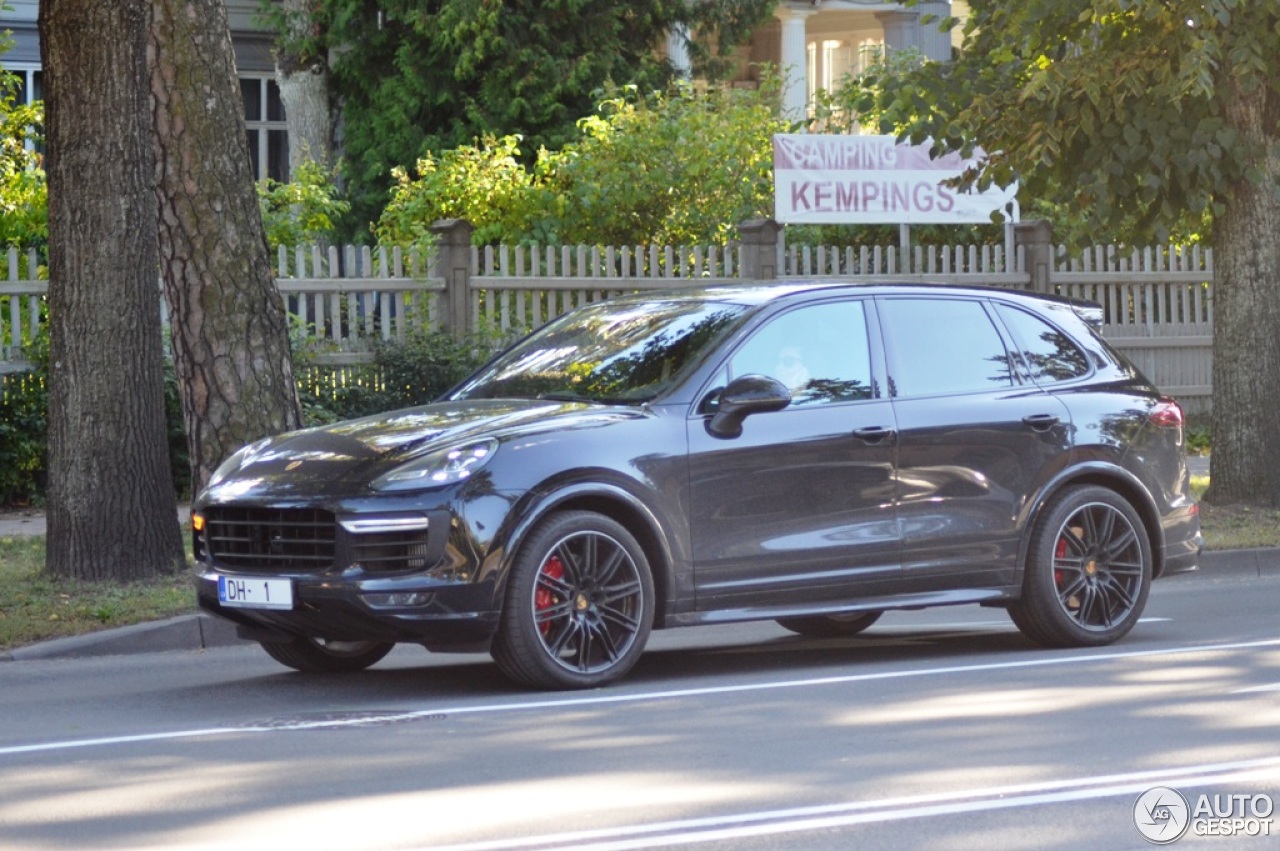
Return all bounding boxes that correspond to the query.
[193,282,1202,689]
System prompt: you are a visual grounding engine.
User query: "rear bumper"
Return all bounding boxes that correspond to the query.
[1159,504,1203,577]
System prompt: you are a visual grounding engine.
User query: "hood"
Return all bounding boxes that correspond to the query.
[199,399,643,501]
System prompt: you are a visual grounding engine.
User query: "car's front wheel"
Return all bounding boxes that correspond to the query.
[259,637,394,673]
[1009,485,1152,647]
[776,611,883,638]
[492,511,654,690]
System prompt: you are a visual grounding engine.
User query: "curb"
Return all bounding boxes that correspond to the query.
[0,612,245,662]
[1166,547,1279,583]
[1,547,1274,662]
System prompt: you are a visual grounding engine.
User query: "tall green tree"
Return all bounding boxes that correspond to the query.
[853,0,1280,507]
[278,0,774,234]
[38,0,185,579]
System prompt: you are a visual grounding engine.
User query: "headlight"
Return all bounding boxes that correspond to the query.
[371,439,498,492]
[205,437,274,490]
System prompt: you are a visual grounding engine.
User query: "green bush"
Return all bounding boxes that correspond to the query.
[257,159,350,250]
[0,78,46,249]
[295,328,497,426]
[0,335,193,506]
[0,342,48,507]
[374,78,793,248]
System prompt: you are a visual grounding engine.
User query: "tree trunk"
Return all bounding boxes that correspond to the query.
[276,0,333,173]
[38,0,185,580]
[150,0,304,497]
[1207,72,1280,506]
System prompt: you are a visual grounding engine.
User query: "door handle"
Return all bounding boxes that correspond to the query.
[1022,413,1060,431]
[852,426,896,444]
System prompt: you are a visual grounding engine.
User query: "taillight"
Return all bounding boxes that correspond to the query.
[1150,398,1184,428]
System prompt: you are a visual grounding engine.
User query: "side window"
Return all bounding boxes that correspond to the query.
[996,304,1091,383]
[879,298,1014,397]
[727,301,873,406]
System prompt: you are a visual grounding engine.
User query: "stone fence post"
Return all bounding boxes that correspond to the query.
[1014,219,1054,293]
[738,219,780,282]
[430,219,474,337]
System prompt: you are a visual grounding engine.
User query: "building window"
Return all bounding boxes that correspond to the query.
[240,75,289,182]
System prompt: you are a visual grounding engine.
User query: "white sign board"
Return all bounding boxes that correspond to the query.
[773,134,1018,225]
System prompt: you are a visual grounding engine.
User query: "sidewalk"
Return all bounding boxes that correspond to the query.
[0,505,192,538]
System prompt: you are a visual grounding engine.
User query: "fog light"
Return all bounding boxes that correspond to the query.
[364,592,433,609]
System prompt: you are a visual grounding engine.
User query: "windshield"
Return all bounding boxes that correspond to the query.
[449,299,749,404]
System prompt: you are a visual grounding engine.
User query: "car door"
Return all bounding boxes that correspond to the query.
[686,298,901,610]
[877,295,1073,590]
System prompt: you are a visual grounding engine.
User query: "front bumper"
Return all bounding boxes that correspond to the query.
[196,572,501,649]
[192,501,503,650]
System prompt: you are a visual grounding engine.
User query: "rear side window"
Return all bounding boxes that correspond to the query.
[879,298,1014,397]
[996,304,1091,383]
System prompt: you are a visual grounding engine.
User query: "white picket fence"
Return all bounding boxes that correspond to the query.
[1051,244,1214,409]
[1,236,1215,411]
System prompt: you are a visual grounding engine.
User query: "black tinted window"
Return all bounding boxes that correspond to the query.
[451,300,749,403]
[728,301,873,406]
[880,298,1013,396]
[996,304,1091,383]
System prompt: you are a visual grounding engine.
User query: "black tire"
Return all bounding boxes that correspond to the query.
[1009,485,1152,648]
[776,611,883,638]
[259,637,394,673]
[491,511,654,690]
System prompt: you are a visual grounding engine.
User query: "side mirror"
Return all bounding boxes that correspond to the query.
[707,374,791,439]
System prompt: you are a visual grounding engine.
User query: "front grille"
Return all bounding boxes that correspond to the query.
[351,529,432,574]
[203,506,337,572]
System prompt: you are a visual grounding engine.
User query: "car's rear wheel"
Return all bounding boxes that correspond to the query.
[259,637,394,673]
[776,611,883,638]
[492,511,654,690]
[1009,485,1151,648]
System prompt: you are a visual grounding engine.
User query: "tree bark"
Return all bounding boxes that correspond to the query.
[38,0,185,580]
[276,0,333,173]
[150,0,304,497]
[1208,71,1280,506]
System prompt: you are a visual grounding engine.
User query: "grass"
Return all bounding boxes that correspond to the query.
[1188,474,1280,551]
[0,536,196,652]
[0,475,1275,652]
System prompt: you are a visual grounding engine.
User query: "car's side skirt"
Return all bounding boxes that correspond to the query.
[662,587,1020,628]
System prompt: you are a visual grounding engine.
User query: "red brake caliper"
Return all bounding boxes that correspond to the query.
[535,555,565,636]
[1054,536,1068,587]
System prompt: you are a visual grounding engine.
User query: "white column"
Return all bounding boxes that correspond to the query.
[776,6,816,120]
[916,1,954,61]
[667,24,692,79]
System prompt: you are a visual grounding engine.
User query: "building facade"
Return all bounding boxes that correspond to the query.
[3,0,288,181]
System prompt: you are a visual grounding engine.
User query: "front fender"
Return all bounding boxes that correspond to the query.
[471,475,685,622]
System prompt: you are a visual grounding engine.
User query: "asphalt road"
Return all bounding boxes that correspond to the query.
[1,569,1278,850]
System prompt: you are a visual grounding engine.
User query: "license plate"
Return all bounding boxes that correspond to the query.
[216,575,294,610]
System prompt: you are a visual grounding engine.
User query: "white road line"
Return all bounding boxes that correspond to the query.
[420,757,1280,851]
[1232,682,1280,694]
[2,636,1278,757]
